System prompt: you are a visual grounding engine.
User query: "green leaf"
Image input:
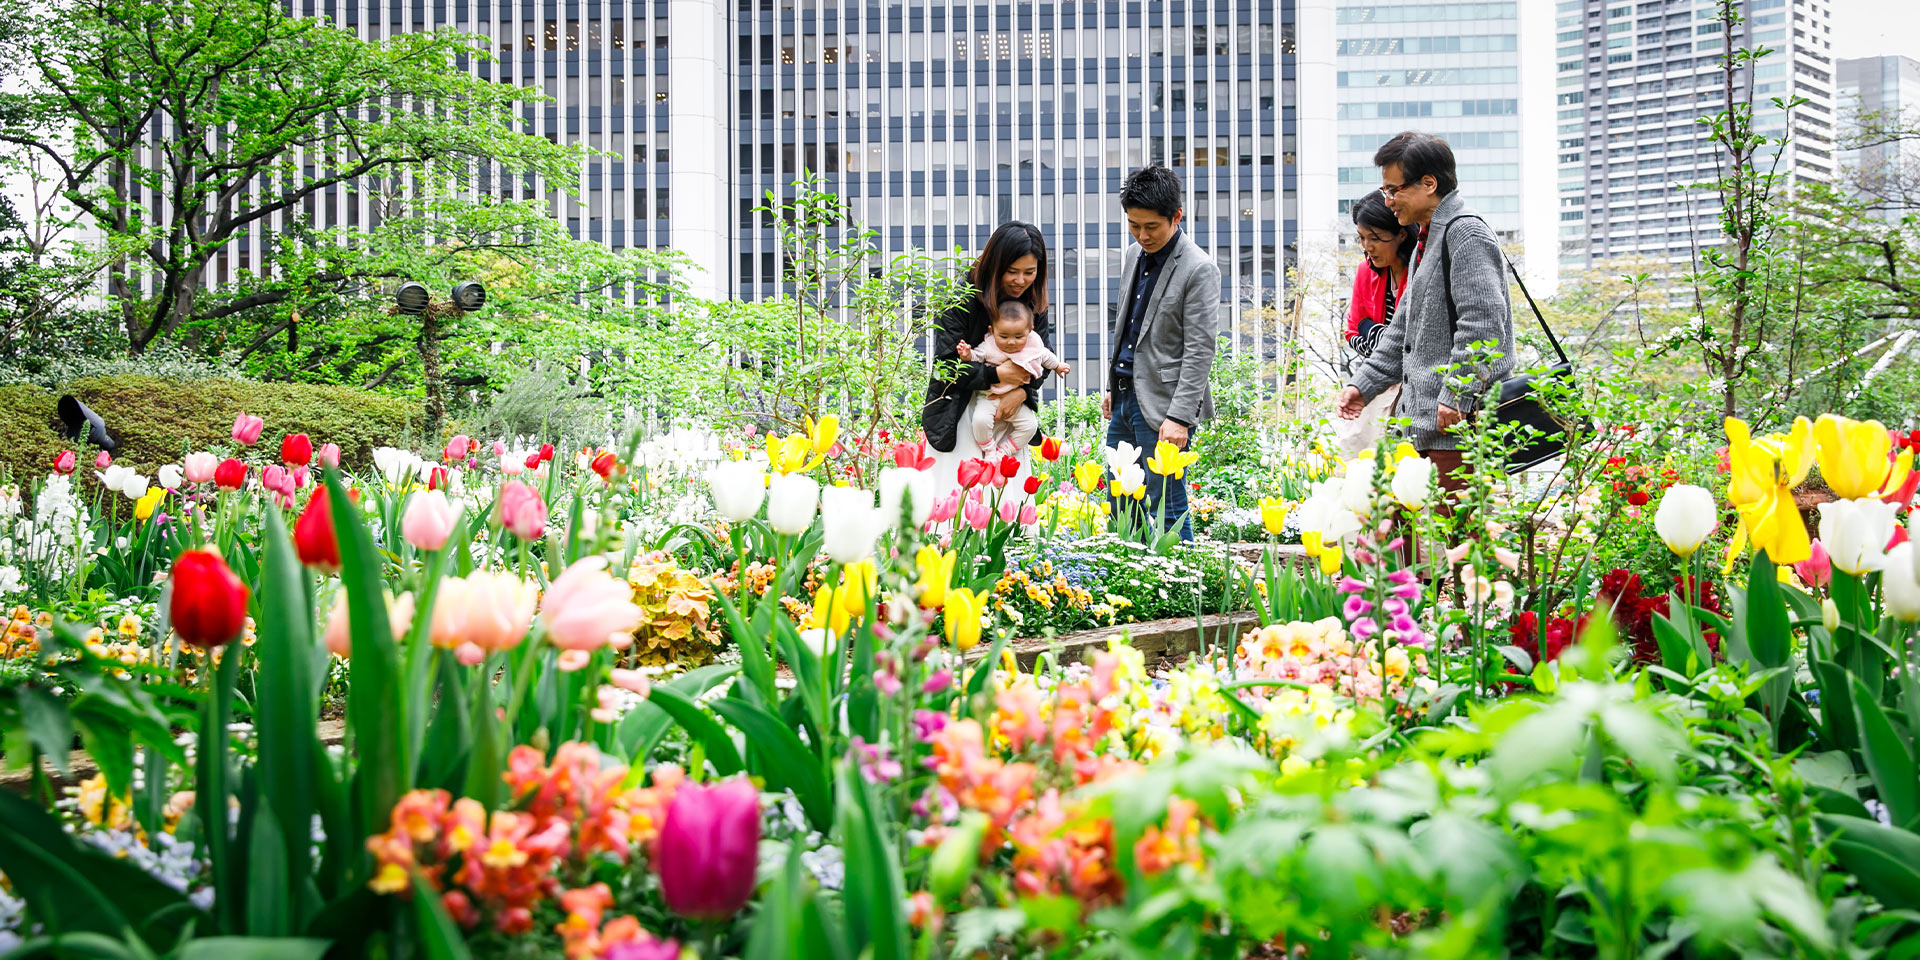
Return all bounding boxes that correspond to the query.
[712,583,775,703]
[251,508,320,929]
[17,686,73,776]
[0,791,203,948]
[1812,660,1859,752]
[1819,814,1920,910]
[835,764,911,960]
[326,466,409,874]
[244,805,292,937]
[1851,676,1919,829]
[411,871,476,960]
[640,684,744,775]
[1743,553,1794,726]
[616,665,739,765]
[708,698,832,832]
[176,938,333,960]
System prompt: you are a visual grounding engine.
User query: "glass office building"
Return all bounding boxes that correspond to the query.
[1838,55,1920,219]
[1554,0,1837,270]
[1332,0,1557,270]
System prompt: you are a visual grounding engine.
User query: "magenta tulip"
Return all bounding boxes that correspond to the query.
[656,778,761,921]
[1795,539,1832,589]
[95,450,112,470]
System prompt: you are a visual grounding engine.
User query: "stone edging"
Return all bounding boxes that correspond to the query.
[967,609,1265,671]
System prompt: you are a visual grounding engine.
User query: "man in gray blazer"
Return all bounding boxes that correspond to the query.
[1336,132,1513,496]
[1104,165,1221,540]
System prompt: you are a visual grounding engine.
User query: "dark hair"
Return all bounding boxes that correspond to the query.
[971,221,1049,316]
[993,300,1034,330]
[1372,132,1457,198]
[1120,164,1184,220]
[1350,192,1418,268]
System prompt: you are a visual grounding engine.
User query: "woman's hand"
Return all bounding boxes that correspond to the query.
[996,361,1030,387]
[995,390,1026,422]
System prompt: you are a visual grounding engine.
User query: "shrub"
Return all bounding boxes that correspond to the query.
[0,375,420,483]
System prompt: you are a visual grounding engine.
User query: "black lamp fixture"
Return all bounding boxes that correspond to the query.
[395,281,431,315]
[57,395,115,450]
[450,281,488,312]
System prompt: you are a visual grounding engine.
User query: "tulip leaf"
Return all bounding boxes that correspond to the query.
[1851,676,1920,830]
[411,871,476,960]
[712,586,775,703]
[1812,661,1860,752]
[1818,814,1920,910]
[708,697,833,833]
[16,686,72,776]
[835,763,911,960]
[245,804,292,937]
[326,467,409,872]
[642,684,744,776]
[176,938,333,960]
[252,507,320,928]
[616,665,740,774]
[0,790,203,947]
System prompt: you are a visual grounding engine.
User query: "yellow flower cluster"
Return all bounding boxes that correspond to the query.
[1038,488,1110,528]
[992,566,1094,615]
[3,606,42,661]
[626,553,721,666]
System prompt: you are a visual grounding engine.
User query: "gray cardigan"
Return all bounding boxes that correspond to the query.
[1348,191,1514,451]
[1108,231,1221,428]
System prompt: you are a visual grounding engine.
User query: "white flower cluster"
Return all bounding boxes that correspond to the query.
[636,426,723,476]
[12,474,91,586]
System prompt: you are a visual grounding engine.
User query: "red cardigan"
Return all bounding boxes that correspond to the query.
[1345,257,1409,350]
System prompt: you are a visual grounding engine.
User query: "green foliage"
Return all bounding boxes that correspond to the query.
[453,365,612,449]
[0,375,417,482]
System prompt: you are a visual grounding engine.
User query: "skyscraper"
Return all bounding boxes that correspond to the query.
[1837,54,1920,215]
[730,0,1314,401]
[1332,1,1557,283]
[1554,0,1838,271]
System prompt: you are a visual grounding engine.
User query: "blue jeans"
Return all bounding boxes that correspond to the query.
[1104,383,1193,541]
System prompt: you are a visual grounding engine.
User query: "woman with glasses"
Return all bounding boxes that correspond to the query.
[1336,191,1416,456]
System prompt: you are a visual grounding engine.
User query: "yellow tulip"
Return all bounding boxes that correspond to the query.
[134,487,165,521]
[767,434,826,476]
[1388,441,1418,470]
[838,560,878,623]
[1073,460,1104,494]
[1259,496,1289,536]
[807,583,850,637]
[915,546,955,609]
[1317,542,1343,576]
[1812,414,1893,500]
[805,414,840,458]
[1146,440,1199,480]
[944,587,985,650]
[1723,417,1815,566]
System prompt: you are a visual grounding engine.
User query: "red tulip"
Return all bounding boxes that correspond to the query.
[591,451,621,481]
[214,458,248,490]
[955,458,991,489]
[1038,436,1062,462]
[53,451,76,474]
[294,487,343,573]
[429,466,449,491]
[1626,489,1650,507]
[539,443,556,463]
[524,451,542,470]
[169,550,250,648]
[998,455,1020,478]
[656,778,760,920]
[1023,475,1043,495]
[280,433,313,466]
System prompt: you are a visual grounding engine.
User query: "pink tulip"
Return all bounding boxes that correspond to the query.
[999,497,1020,524]
[893,441,936,471]
[317,442,341,469]
[657,778,761,921]
[1794,539,1832,589]
[556,649,592,672]
[492,440,508,458]
[443,434,472,463]
[231,413,265,446]
[496,480,547,540]
[609,668,652,696]
[429,572,537,652]
[1019,503,1038,526]
[323,591,413,659]
[455,642,486,666]
[291,465,311,489]
[53,451,76,474]
[402,490,459,551]
[183,452,218,484]
[95,451,112,470]
[501,456,524,476]
[925,489,961,525]
[956,458,992,489]
[963,500,992,532]
[540,557,643,652]
[261,464,295,497]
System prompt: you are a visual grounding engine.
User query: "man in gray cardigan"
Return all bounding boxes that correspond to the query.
[1104,165,1221,540]
[1337,132,1513,494]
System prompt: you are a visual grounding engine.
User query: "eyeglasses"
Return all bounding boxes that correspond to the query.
[1378,181,1410,200]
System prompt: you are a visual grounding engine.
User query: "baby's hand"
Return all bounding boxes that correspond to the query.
[955,342,973,360]
[1057,363,1071,378]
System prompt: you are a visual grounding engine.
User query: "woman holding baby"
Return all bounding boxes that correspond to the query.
[921,221,1057,499]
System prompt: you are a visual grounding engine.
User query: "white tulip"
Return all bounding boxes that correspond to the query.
[1338,457,1378,515]
[1296,476,1362,543]
[96,465,136,495]
[1817,498,1900,575]
[1653,484,1718,558]
[820,485,883,564]
[707,460,767,523]
[157,464,184,491]
[1104,441,1143,474]
[878,467,936,530]
[1390,456,1435,511]
[766,473,820,535]
[1883,543,1920,623]
[120,476,150,501]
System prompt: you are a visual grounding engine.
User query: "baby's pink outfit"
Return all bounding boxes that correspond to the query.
[966,336,1067,447]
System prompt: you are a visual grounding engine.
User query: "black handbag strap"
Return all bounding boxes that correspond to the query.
[1440,213,1571,366]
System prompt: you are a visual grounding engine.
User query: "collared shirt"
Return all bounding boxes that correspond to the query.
[1112,230,1180,378]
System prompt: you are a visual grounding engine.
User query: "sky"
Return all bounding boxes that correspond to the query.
[1831,2,1920,63]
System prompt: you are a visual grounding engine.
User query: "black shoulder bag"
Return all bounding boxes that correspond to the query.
[1441,214,1591,473]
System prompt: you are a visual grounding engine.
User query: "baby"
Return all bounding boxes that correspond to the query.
[954,301,1070,449]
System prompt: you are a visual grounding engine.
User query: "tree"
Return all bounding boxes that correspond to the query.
[0,0,576,354]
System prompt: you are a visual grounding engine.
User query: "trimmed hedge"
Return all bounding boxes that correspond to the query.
[0,376,420,485]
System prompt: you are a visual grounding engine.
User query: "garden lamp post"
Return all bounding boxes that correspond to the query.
[395,281,487,438]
